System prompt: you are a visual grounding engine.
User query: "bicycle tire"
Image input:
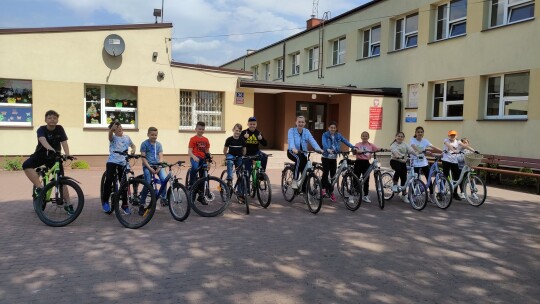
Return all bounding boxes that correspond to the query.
[219,169,235,199]
[34,178,84,227]
[381,172,395,200]
[408,179,428,211]
[340,173,362,211]
[374,171,385,210]
[464,174,487,207]
[281,166,295,202]
[189,176,230,217]
[100,171,115,214]
[113,178,156,229]
[184,168,191,188]
[305,174,322,214]
[167,183,191,222]
[242,173,250,215]
[256,172,272,208]
[432,172,453,209]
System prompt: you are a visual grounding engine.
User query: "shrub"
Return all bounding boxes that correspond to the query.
[513,167,536,187]
[71,160,90,169]
[2,156,23,171]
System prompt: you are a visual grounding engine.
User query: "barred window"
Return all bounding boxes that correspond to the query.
[180,90,223,130]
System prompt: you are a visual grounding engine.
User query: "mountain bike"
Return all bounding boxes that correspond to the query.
[447,151,487,207]
[33,152,84,227]
[281,150,323,214]
[219,155,256,214]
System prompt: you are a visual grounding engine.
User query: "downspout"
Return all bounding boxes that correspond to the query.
[397,98,402,132]
[282,42,286,82]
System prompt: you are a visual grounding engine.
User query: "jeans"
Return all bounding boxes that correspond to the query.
[226,154,243,180]
[142,166,167,199]
[190,158,205,187]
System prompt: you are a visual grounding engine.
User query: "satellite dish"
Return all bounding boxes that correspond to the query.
[104,34,125,57]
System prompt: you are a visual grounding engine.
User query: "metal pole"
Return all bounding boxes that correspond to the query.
[161,0,164,23]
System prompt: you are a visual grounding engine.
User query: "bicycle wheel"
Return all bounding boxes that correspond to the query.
[281,166,295,202]
[381,172,395,200]
[34,178,84,227]
[219,169,235,199]
[242,174,250,215]
[256,172,272,208]
[167,183,191,222]
[305,174,322,214]
[432,172,453,209]
[113,178,156,229]
[313,163,323,180]
[464,174,487,207]
[374,171,385,210]
[184,168,191,188]
[189,176,231,217]
[340,173,362,211]
[408,179,428,211]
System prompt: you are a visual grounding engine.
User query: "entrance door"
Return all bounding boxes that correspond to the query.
[296,102,326,147]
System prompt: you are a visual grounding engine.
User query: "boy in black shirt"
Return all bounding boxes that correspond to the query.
[223,123,246,185]
[23,110,70,198]
[240,116,268,173]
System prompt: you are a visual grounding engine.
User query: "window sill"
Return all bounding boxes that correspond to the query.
[482,17,535,32]
[0,125,34,129]
[178,129,226,133]
[286,73,300,78]
[83,127,139,131]
[424,118,463,121]
[356,55,380,62]
[303,69,318,75]
[273,78,284,81]
[387,45,417,55]
[326,63,345,69]
[404,107,418,110]
[476,118,528,122]
[428,34,466,45]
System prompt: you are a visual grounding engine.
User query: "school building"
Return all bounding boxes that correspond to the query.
[221,0,540,158]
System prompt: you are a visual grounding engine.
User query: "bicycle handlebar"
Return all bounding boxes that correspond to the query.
[113,150,145,160]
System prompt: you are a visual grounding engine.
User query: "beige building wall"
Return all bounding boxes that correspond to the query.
[224,0,540,158]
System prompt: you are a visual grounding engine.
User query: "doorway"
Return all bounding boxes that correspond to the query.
[296,102,326,146]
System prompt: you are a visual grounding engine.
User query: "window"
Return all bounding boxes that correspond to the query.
[490,0,535,27]
[362,25,381,58]
[84,84,137,128]
[0,78,33,126]
[179,90,223,131]
[308,47,319,71]
[276,58,284,79]
[486,72,529,118]
[436,0,467,40]
[291,53,300,75]
[433,79,464,119]
[332,37,346,65]
[395,13,418,50]
[252,66,258,80]
[263,63,270,80]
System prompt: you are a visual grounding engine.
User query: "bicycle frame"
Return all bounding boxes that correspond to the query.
[357,150,385,189]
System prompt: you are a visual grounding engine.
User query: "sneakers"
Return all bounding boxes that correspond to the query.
[160,197,169,206]
[64,204,75,215]
[226,179,233,188]
[453,193,462,201]
[121,205,131,215]
[291,180,299,189]
[400,194,410,204]
[362,195,371,203]
[197,195,208,205]
[459,193,466,200]
[391,185,398,193]
[138,205,146,216]
[321,190,326,197]
[330,193,336,202]
[102,201,111,213]
[32,187,42,199]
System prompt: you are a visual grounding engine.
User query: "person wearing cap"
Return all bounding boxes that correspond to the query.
[240,116,268,174]
[442,130,474,200]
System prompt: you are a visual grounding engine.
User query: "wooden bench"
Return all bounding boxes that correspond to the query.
[475,154,540,194]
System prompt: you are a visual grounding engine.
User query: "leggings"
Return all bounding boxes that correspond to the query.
[442,160,463,193]
[321,157,337,192]
[354,159,370,195]
[390,159,407,194]
[414,165,433,194]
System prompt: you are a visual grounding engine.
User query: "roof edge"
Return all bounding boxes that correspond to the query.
[0,23,173,35]
[171,61,252,76]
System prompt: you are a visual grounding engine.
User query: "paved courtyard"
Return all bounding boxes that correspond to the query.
[0,167,539,304]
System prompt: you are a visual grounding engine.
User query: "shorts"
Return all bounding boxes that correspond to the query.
[22,153,55,170]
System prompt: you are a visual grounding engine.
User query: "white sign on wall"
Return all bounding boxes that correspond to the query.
[408,84,419,108]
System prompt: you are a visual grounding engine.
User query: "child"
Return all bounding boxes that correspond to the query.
[101,121,136,213]
[188,121,211,203]
[241,117,268,173]
[354,131,379,203]
[223,123,246,185]
[140,126,167,205]
[390,131,418,203]
[23,110,70,198]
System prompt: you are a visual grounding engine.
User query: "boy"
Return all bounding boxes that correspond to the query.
[240,116,268,174]
[101,121,136,213]
[23,110,70,198]
[223,123,246,185]
[140,126,167,205]
[188,121,211,203]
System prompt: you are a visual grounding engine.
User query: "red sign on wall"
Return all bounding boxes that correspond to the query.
[369,106,383,130]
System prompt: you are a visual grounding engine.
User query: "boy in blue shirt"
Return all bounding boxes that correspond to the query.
[140,126,167,205]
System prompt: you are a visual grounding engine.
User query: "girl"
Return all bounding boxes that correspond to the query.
[354,131,379,203]
[442,130,475,200]
[287,116,323,189]
[390,131,417,203]
[321,121,355,201]
[410,126,442,201]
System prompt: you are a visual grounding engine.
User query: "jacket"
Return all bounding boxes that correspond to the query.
[287,127,321,154]
[321,131,354,159]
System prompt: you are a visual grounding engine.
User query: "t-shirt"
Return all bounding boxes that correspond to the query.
[107,135,133,165]
[355,142,379,161]
[442,138,459,164]
[240,129,267,156]
[189,135,210,159]
[140,139,163,165]
[34,125,68,155]
[224,136,245,157]
[410,137,431,167]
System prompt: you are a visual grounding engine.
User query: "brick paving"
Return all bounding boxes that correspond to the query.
[0,167,539,304]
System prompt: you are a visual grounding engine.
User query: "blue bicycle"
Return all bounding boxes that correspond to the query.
[424,153,453,209]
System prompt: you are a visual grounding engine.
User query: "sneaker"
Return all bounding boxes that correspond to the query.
[391,185,398,193]
[121,205,131,215]
[321,190,326,197]
[237,195,245,204]
[330,193,336,202]
[226,179,233,188]
[102,201,111,213]
[291,180,299,189]
[459,193,466,200]
[197,195,208,205]
[64,204,75,215]
[160,197,169,206]
[453,193,462,201]
[348,197,354,205]
[138,205,146,216]
[362,195,371,203]
[32,187,42,199]
[400,195,410,204]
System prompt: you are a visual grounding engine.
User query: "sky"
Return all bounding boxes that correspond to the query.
[1,0,371,66]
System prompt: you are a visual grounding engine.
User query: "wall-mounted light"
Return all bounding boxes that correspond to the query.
[152,52,158,61]
[311,94,317,99]
[420,82,424,87]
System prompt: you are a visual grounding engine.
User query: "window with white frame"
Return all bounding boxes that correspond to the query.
[291,53,300,75]
[395,13,418,50]
[332,37,346,65]
[433,79,464,119]
[252,65,259,80]
[179,90,223,131]
[362,25,381,58]
[0,78,33,126]
[436,0,467,40]
[486,72,529,118]
[84,84,138,128]
[490,0,535,27]
[263,62,270,80]
[308,46,319,71]
[276,58,284,79]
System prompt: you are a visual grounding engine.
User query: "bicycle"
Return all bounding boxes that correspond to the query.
[353,149,389,210]
[424,153,453,209]
[219,155,257,214]
[137,161,191,222]
[188,154,231,217]
[447,151,487,207]
[100,151,157,229]
[280,150,323,214]
[380,155,428,211]
[33,152,84,227]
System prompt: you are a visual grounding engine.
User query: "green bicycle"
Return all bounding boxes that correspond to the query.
[33,153,84,227]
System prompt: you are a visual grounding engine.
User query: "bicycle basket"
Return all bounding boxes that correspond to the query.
[464,153,483,167]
